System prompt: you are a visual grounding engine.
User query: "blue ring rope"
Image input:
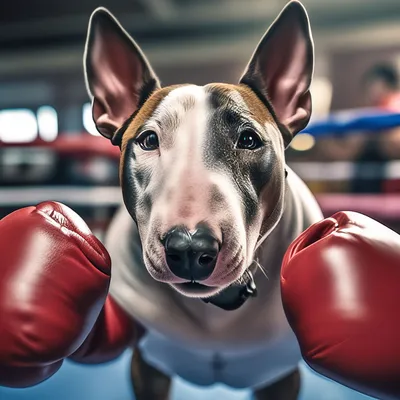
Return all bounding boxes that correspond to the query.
[301,109,400,137]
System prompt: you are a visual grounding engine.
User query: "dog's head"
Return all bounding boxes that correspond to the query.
[84,1,314,299]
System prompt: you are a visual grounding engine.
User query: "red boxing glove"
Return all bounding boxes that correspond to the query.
[0,202,134,388]
[281,211,400,400]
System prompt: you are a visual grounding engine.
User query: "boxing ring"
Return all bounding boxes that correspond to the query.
[1,109,399,400]
[297,108,400,228]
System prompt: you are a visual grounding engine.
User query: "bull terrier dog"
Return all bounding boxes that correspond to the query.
[84,1,323,399]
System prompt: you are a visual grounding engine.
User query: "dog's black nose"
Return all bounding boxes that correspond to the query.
[163,226,219,281]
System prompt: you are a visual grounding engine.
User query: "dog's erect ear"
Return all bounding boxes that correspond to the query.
[239,1,314,146]
[84,8,161,144]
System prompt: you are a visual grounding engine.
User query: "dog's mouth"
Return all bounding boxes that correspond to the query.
[172,269,257,311]
[174,281,213,293]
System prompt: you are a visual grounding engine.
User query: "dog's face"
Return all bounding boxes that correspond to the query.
[84,1,314,298]
[120,83,287,298]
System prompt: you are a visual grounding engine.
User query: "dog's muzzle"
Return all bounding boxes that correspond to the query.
[163,226,257,311]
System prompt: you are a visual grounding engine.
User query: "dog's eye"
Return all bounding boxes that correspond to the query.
[236,129,263,150]
[137,130,159,151]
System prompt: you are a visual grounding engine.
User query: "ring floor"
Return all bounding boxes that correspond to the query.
[0,350,376,400]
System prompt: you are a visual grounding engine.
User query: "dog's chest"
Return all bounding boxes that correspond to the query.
[173,273,291,347]
[114,267,289,349]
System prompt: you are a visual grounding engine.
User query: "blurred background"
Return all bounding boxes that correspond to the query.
[1,0,400,398]
[2,0,400,237]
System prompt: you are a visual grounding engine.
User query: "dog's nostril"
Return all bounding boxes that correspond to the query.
[198,253,216,266]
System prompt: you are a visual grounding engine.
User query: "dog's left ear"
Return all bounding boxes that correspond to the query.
[239,1,314,147]
[84,8,161,145]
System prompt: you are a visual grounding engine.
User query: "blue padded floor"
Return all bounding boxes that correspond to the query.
[0,350,376,400]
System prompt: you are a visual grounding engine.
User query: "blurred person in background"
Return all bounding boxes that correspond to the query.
[350,63,400,193]
[310,63,400,194]
[362,63,400,109]
[363,64,400,164]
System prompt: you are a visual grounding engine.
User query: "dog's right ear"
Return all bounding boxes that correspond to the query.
[239,1,314,147]
[84,8,161,144]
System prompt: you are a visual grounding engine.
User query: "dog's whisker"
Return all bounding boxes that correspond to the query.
[254,259,269,280]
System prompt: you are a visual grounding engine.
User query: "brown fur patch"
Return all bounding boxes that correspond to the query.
[120,85,188,149]
[119,84,189,178]
[205,83,277,137]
